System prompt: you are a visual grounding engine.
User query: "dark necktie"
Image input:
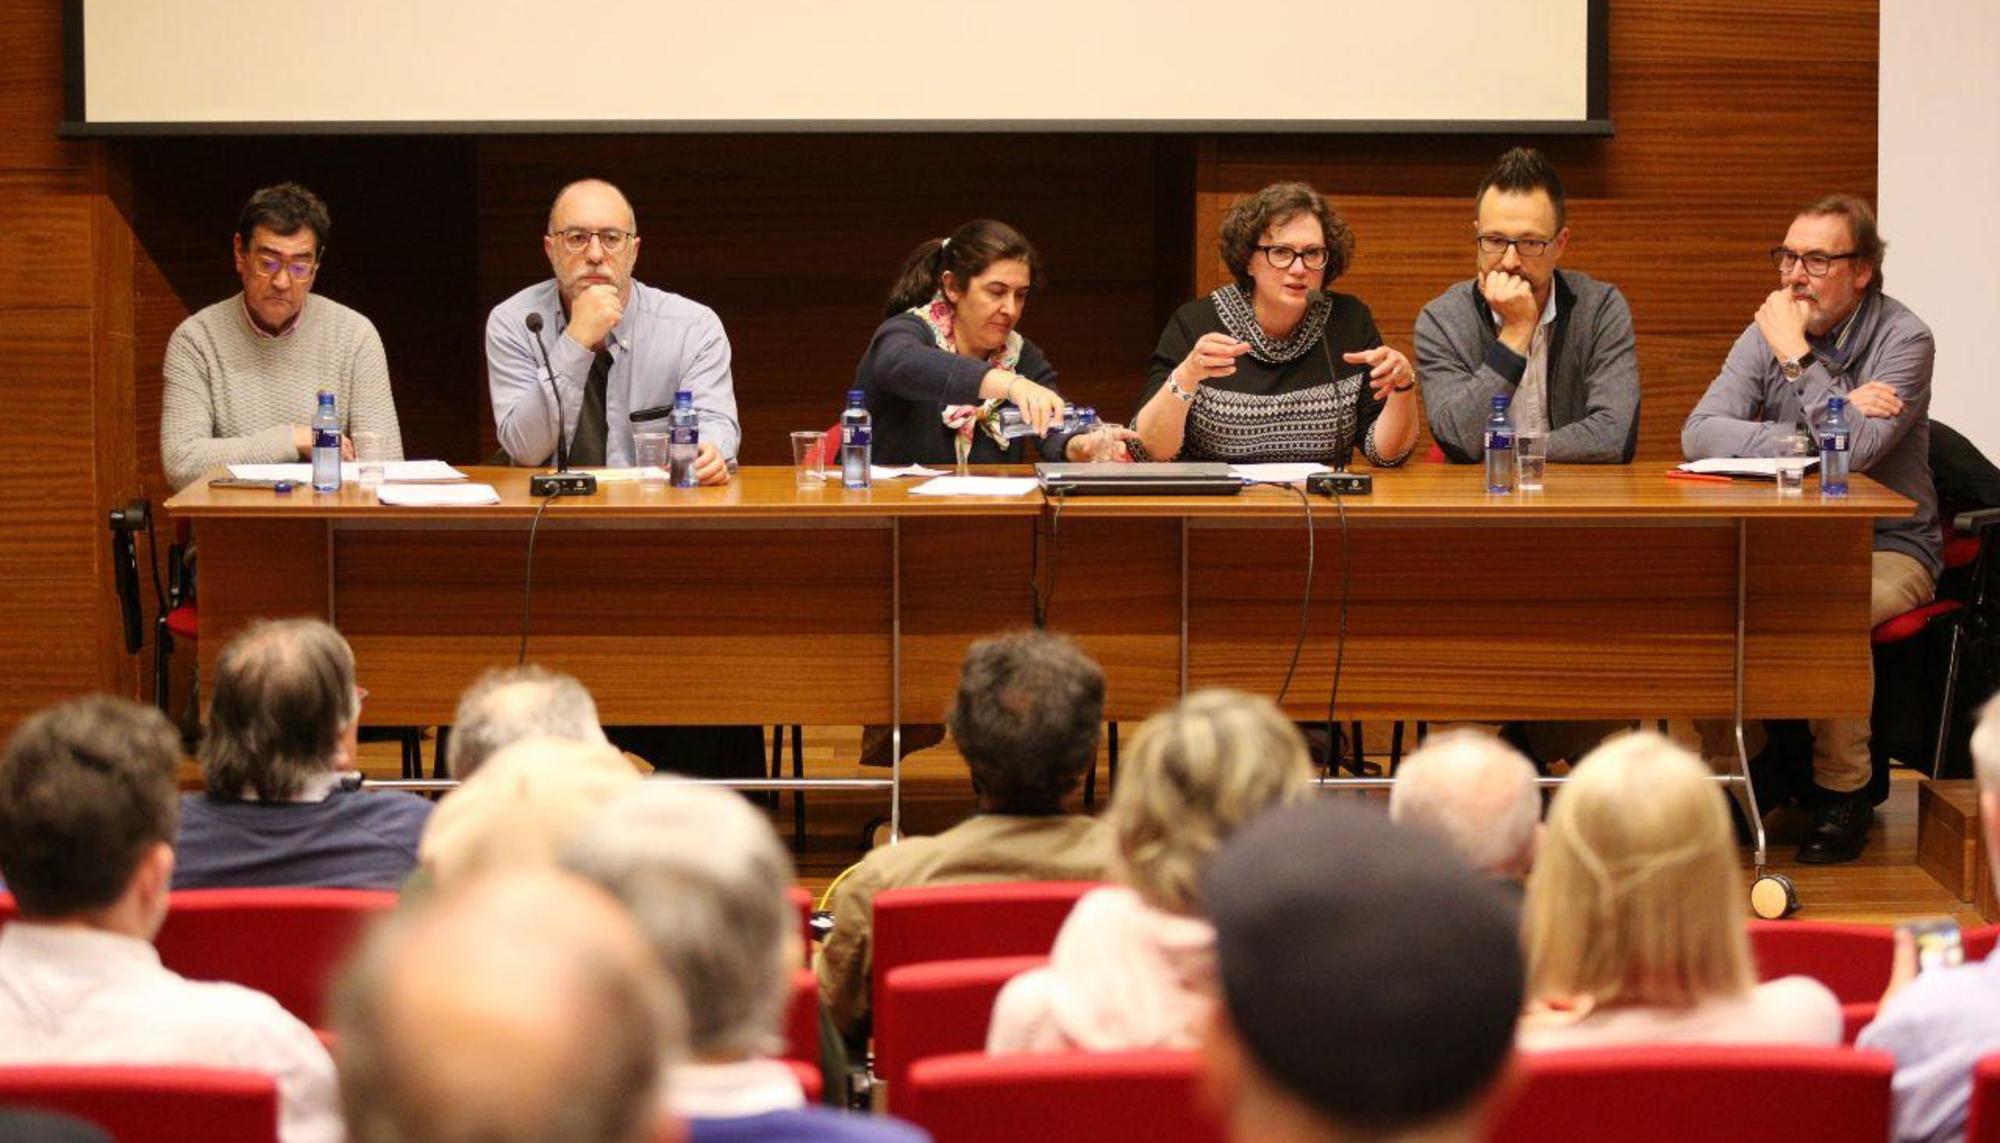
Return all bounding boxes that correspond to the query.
[570,348,613,466]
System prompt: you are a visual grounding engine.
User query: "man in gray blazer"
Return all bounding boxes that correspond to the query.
[1416,148,1640,464]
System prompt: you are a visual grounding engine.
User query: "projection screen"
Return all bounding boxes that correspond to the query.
[63,0,1608,134]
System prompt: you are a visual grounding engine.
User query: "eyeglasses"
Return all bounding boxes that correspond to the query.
[250,251,318,281]
[1475,234,1553,258]
[550,228,636,255]
[1769,247,1858,277]
[1255,245,1331,271]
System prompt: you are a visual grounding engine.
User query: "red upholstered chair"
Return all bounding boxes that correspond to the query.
[154,888,396,1029]
[1748,920,1896,1003]
[874,954,1046,1111]
[870,881,1096,1019]
[0,1066,280,1143]
[783,1058,824,1104]
[1966,924,2000,963]
[1967,1052,2000,1142]
[0,892,15,926]
[901,1050,1223,1143]
[787,886,813,962]
[1486,1045,1895,1143]
[784,968,820,1070]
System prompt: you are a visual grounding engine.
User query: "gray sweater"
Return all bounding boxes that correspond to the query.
[1682,290,1940,577]
[1414,268,1641,463]
[160,293,404,490]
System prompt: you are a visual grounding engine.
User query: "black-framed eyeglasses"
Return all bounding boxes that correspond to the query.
[250,250,319,281]
[1475,234,1553,258]
[551,227,635,255]
[1770,247,1858,277]
[1255,245,1331,271]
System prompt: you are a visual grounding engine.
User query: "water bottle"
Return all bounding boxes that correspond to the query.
[841,390,873,489]
[1483,394,1516,494]
[667,390,699,488]
[311,390,342,492]
[996,403,1084,441]
[1819,396,1852,497]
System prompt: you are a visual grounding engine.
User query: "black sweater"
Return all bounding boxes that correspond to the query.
[854,312,1068,466]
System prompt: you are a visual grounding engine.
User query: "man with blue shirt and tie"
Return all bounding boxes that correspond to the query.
[487,178,739,482]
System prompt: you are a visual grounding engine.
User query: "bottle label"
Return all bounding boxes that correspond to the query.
[314,427,340,449]
[844,425,871,448]
[1820,431,1849,451]
[1485,430,1513,450]
[670,425,697,446]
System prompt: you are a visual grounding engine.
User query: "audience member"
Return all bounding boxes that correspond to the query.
[1388,729,1542,884]
[416,737,639,891]
[1858,694,2000,1142]
[333,869,676,1143]
[174,617,431,891]
[0,696,340,1143]
[1519,732,1841,1049]
[987,689,1312,1053]
[1200,801,1521,1143]
[566,784,929,1142]
[446,663,611,779]
[818,630,1115,1042]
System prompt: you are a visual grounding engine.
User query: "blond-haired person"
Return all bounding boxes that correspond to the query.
[1518,731,1840,1050]
[986,690,1314,1054]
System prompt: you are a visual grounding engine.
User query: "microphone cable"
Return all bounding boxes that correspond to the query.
[1274,480,1316,708]
[1319,471,1352,779]
[517,486,567,664]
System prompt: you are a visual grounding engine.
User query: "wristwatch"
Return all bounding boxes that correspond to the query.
[1778,351,1816,382]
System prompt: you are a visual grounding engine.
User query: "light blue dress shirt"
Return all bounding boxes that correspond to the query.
[486,278,741,467]
[1858,949,2000,1142]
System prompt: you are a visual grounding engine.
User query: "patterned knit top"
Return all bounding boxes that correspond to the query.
[160,293,405,490]
[1144,289,1410,468]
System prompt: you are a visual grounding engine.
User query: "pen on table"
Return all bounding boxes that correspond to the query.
[1665,470,1733,484]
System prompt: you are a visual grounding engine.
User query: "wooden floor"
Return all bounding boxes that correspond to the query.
[326,723,1979,925]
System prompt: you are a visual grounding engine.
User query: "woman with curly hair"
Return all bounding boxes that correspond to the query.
[1134,182,1419,467]
[985,689,1314,1054]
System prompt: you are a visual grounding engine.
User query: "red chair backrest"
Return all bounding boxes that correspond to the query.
[813,424,841,466]
[876,954,1046,1111]
[154,888,396,1029]
[902,1050,1223,1143]
[787,886,813,963]
[1840,1002,1878,1046]
[1486,1045,1894,1143]
[873,881,1096,972]
[0,892,14,926]
[783,1057,824,1104]
[1968,1052,2000,1142]
[1966,924,2000,964]
[0,1066,279,1143]
[1747,920,1896,1003]
[784,968,820,1070]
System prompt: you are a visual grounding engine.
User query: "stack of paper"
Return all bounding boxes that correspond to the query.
[227,460,470,483]
[1676,457,1820,479]
[1230,463,1330,484]
[375,483,502,507]
[907,476,1041,497]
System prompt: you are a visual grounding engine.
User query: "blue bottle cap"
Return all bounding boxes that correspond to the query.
[674,389,693,407]
[1827,396,1846,412]
[1491,394,1510,410]
[847,389,866,406]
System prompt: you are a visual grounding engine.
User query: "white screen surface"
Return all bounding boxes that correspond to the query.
[74,0,1601,131]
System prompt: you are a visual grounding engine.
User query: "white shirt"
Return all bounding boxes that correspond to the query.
[0,923,343,1143]
[663,1057,805,1119]
[1492,290,1560,436]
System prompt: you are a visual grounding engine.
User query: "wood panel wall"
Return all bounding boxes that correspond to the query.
[0,0,137,733]
[4,0,1881,735]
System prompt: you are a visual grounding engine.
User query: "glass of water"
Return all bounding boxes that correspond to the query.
[1515,431,1547,492]
[634,431,670,489]
[354,431,385,489]
[1775,432,1812,496]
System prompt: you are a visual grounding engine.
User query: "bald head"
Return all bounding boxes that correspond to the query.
[547,179,636,236]
[334,870,677,1143]
[1389,730,1541,879]
[448,665,608,779]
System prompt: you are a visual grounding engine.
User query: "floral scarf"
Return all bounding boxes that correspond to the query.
[915,294,1025,466]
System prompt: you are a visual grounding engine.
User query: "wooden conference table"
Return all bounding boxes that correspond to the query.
[168,464,1912,848]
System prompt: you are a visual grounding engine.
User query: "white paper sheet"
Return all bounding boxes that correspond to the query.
[872,464,950,479]
[1229,463,1330,484]
[227,460,469,483]
[1678,457,1820,478]
[906,476,1041,497]
[374,483,502,506]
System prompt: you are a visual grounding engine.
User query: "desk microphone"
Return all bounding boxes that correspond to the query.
[524,313,596,496]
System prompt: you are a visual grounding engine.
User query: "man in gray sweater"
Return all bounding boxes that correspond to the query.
[1416,148,1640,464]
[159,183,404,490]
[1683,195,1939,864]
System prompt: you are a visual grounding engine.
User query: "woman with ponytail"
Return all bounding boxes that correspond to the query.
[857,219,1130,467]
[1517,732,1840,1050]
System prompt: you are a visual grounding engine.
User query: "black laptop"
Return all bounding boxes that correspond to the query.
[1035,462,1244,496]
